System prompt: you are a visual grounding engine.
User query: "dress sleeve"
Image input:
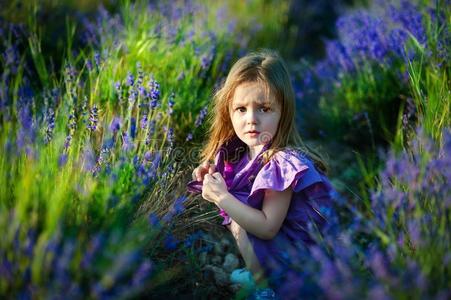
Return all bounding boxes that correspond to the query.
[249,150,324,199]
[187,180,202,194]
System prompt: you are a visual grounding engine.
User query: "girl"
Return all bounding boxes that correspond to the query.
[187,49,335,298]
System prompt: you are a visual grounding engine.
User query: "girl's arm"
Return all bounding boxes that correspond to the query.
[202,172,292,240]
[217,188,292,240]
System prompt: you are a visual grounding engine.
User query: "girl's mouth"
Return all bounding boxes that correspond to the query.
[246,131,260,137]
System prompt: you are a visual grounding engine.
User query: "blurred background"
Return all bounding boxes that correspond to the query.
[0,0,449,299]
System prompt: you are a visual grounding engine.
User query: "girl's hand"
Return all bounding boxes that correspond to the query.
[192,161,216,182]
[201,172,228,204]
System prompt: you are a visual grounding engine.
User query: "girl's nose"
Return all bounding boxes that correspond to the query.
[246,110,257,124]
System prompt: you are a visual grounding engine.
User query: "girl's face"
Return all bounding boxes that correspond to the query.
[230,81,281,155]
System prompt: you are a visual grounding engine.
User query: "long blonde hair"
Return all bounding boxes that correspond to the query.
[201,49,328,173]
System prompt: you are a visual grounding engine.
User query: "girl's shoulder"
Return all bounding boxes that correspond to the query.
[264,147,311,166]
[249,147,325,195]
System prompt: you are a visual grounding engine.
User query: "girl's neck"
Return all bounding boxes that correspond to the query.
[247,145,264,161]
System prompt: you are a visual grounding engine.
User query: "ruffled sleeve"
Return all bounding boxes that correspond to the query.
[249,149,324,200]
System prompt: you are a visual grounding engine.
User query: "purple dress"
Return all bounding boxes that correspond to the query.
[187,136,335,288]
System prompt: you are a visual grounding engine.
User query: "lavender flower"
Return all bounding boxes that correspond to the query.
[87,104,99,132]
[82,143,96,172]
[200,53,213,70]
[165,126,174,147]
[86,59,93,72]
[194,106,208,127]
[163,233,178,250]
[115,81,121,92]
[136,62,143,88]
[16,99,35,150]
[389,1,427,45]
[130,117,137,139]
[94,52,101,68]
[185,132,193,142]
[92,148,110,176]
[128,87,138,104]
[148,213,161,229]
[64,64,77,83]
[64,135,72,151]
[58,153,68,167]
[145,120,156,146]
[131,260,153,287]
[148,78,160,109]
[109,116,122,134]
[140,114,148,129]
[126,71,134,87]
[44,108,55,144]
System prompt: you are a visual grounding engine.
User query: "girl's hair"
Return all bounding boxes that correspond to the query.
[200,49,328,173]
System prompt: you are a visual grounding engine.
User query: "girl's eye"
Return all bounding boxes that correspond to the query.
[234,107,270,113]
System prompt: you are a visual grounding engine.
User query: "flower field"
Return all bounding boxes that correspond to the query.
[0,0,449,299]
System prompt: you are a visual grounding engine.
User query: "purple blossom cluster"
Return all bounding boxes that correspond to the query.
[87,104,99,132]
[194,106,208,128]
[0,218,158,299]
[268,127,450,298]
[81,4,124,47]
[148,77,161,110]
[135,150,161,185]
[44,108,55,144]
[311,0,445,85]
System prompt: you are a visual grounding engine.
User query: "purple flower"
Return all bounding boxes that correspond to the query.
[64,135,72,151]
[122,131,134,152]
[128,88,138,103]
[140,114,148,129]
[130,117,137,139]
[64,64,77,83]
[185,132,193,142]
[145,120,156,146]
[148,213,161,229]
[109,116,122,133]
[82,143,96,172]
[194,106,208,128]
[58,153,68,167]
[200,53,212,70]
[81,234,104,270]
[94,52,101,67]
[148,78,160,109]
[115,81,121,91]
[388,28,409,57]
[126,71,134,87]
[87,104,99,132]
[163,233,178,250]
[165,127,174,146]
[173,196,187,214]
[86,59,93,71]
[132,260,153,287]
[389,1,427,45]
[136,61,143,87]
[44,108,55,144]
[368,251,390,280]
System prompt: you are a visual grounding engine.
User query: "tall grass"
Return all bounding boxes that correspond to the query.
[0,0,291,297]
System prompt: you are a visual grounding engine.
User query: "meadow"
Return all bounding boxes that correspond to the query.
[0,0,449,299]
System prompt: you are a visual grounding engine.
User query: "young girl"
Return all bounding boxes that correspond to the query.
[187,49,335,298]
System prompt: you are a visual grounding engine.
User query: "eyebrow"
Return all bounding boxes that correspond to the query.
[232,100,272,107]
